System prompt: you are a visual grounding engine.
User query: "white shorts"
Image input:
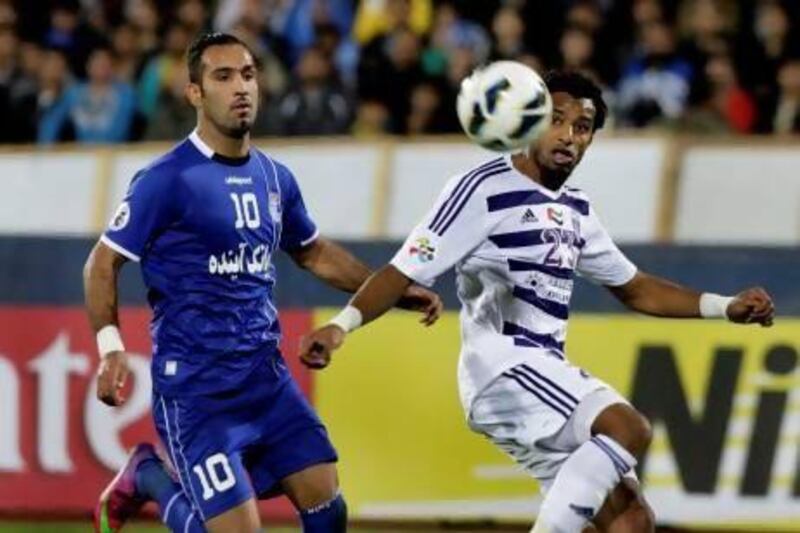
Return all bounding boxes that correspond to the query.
[467,354,629,491]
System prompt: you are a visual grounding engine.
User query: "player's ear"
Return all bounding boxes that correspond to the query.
[186,82,202,108]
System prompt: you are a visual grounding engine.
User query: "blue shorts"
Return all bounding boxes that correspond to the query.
[152,355,337,521]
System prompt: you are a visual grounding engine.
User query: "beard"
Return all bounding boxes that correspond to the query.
[531,148,577,190]
[219,117,252,139]
[540,164,573,190]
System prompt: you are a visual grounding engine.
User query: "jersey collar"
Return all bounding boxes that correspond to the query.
[189,129,251,166]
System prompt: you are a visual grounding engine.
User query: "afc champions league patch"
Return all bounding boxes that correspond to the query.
[268,192,281,222]
[409,236,436,263]
[109,202,131,231]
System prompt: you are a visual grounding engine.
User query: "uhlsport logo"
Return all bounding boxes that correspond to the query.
[409,237,436,263]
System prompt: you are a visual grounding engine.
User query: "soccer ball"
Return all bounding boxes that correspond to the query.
[456,61,552,152]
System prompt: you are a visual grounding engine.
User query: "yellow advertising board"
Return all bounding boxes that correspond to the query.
[314,310,800,529]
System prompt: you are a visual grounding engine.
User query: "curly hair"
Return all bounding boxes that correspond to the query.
[544,70,608,131]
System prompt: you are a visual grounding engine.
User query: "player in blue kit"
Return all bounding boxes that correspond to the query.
[83,32,442,533]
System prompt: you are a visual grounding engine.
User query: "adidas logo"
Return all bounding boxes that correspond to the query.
[568,503,595,519]
[521,208,538,224]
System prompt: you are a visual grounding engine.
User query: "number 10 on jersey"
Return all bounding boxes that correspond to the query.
[230,192,261,229]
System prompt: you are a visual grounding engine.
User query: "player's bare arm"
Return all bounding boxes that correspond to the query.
[299,264,414,369]
[83,240,130,406]
[289,237,371,293]
[290,238,442,322]
[608,271,775,326]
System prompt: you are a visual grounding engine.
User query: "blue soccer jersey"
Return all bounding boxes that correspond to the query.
[103,131,318,396]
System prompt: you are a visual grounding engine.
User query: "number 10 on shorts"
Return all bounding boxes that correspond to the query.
[193,453,236,500]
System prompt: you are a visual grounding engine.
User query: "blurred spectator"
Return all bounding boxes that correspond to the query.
[358,26,425,133]
[0,0,797,143]
[279,0,354,65]
[430,43,479,131]
[565,0,618,82]
[269,46,353,135]
[175,0,208,35]
[617,20,693,127]
[354,0,432,44]
[682,50,756,134]
[0,2,16,27]
[0,39,41,142]
[351,99,390,137]
[567,0,604,35]
[10,48,72,142]
[559,26,599,81]
[144,65,194,141]
[18,40,42,84]
[489,7,529,62]
[44,2,105,78]
[758,58,800,134]
[632,0,667,27]
[747,0,800,91]
[138,23,192,119]
[677,0,738,101]
[125,0,160,56]
[315,22,359,87]
[678,0,737,59]
[423,2,489,78]
[111,23,143,83]
[754,1,795,62]
[38,47,136,144]
[406,79,456,134]
[0,26,24,142]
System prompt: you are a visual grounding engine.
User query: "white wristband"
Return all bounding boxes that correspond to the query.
[327,305,363,333]
[699,293,734,319]
[96,325,125,357]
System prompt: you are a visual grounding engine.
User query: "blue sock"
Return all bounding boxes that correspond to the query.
[136,459,206,533]
[299,493,347,532]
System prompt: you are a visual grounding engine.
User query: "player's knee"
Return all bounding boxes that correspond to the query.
[593,404,652,459]
[290,479,339,511]
[205,500,261,533]
[612,503,655,533]
[618,411,652,458]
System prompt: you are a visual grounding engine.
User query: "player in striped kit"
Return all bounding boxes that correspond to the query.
[299,71,775,532]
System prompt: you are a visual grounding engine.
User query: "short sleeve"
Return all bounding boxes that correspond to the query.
[277,164,318,251]
[576,206,637,287]
[101,168,175,262]
[391,173,494,287]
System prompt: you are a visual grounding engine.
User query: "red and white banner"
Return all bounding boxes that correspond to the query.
[0,306,313,520]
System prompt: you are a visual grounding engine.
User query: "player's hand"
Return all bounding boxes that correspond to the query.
[727,287,775,327]
[96,351,130,406]
[397,284,444,327]
[299,325,346,370]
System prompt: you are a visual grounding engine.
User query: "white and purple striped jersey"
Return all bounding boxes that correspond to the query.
[391,155,637,408]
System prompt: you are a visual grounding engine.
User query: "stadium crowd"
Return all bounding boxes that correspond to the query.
[0,0,798,144]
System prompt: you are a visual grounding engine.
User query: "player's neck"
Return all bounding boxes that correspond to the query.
[511,153,566,192]
[196,122,250,159]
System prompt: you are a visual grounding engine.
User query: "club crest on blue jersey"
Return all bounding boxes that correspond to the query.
[109,202,131,231]
[409,236,436,263]
[269,192,282,222]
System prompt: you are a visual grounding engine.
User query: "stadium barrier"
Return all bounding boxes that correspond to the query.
[1,135,799,245]
[0,237,797,529]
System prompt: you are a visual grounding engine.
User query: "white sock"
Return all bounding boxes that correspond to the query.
[532,435,637,533]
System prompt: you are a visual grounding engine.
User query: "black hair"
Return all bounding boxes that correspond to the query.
[544,70,607,131]
[186,32,254,84]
